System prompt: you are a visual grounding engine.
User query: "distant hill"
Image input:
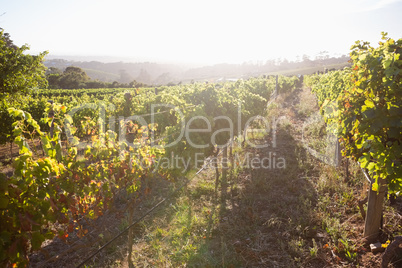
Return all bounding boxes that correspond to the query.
[80,68,120,81]
[44,55,350,85]
[44,59,185,84]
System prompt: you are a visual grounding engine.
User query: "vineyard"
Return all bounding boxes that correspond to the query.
[0,33,401,268]
[0,74,303,266]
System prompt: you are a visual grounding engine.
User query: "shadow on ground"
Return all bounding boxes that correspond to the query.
[187,126,327,267]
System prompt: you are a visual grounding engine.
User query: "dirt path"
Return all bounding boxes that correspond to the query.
[181,87,390,267]
[187,88,330,267]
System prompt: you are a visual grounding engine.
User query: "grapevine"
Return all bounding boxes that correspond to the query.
[0,75,299,266]
[306,33,402,193]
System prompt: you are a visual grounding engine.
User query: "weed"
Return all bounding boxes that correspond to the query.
[309,238,319,258]
[338,238,357,262]
[288,237,305,257]
[322,216,344,242]
[279,117,292,131]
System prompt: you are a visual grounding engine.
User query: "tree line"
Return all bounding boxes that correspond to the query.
[46,66,149,89]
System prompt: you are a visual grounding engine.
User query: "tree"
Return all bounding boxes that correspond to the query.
[46,67,62,89]
[119,69,133,84]
[129,80,146,88]
[0,28,48,100]
[58,66,90,89]
[154,72,172,85]
[85,80,107,88]
[46,67,62,76]
[136,68,152,84]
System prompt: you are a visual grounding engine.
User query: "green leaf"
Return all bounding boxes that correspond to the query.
[366,162,376,171]
[0,196,9,209]
[383,59,392,69]
[362,108,375,119]
[387,127,400,139]
[0,231,11,245]
[359,154,370,168]
[64,114,73,124]
[364,99,375,108]
[359,54,367,61]
[388,106,402,117]
[385,66,399,77]
[31,232,45,250]
[49,148,56,158]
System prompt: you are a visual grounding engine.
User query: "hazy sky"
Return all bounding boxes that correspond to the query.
[1,0,401,64]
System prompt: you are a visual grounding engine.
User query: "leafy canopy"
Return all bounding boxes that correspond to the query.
[0,28,48,100]
[310,32,402,193]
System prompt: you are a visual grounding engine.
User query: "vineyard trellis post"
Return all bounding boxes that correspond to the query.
[127,200,134,266]
[275,75,278,97]
[229,142,235,206]
[335,139,341,167]
[214,151,220,193]
[48,100,55,148]
[48,100,54,139]
[363,173,387,242]
[221,145,228,207]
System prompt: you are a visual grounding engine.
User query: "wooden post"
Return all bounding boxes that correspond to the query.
[335,139,341,167]
[214,151,220,193]
[127,201,134,267]
[229,142,234,197]
[221,146,228,205]
[40,139,45,156]
[124,92,132,117]
[364,175,387,242]
[48,100,55,148]
[48,100,54,139]
[275,75,278,97]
